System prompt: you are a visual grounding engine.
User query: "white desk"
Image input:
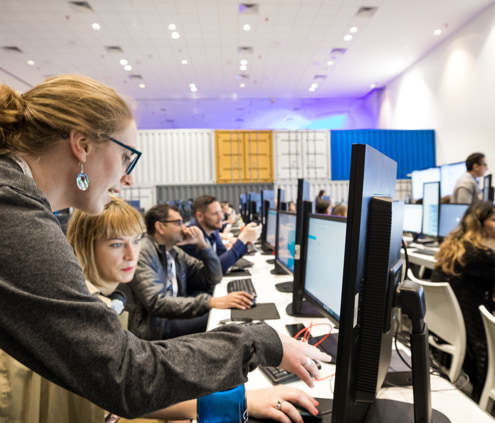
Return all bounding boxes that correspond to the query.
[402,246,438,271]
[208,253,494,422]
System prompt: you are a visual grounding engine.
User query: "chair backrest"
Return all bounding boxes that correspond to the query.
[480,305,495,355]
[407,269,466,359]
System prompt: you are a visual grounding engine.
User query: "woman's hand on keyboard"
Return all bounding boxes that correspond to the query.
[209,291,255,309]
[277,333,332,388]
[247,386,319,423]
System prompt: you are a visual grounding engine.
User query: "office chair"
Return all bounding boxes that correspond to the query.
[479,305,495,413]
[406,269,466,383]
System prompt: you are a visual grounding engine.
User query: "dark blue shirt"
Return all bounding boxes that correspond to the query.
[180,219,248,274]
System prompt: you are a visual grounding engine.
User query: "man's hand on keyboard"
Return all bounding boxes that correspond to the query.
[277,333,332,388]
[209,291,255,310]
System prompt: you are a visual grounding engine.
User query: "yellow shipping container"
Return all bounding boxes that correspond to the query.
[215,130,274,183]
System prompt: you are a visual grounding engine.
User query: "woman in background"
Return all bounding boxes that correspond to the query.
[432,201,495,402]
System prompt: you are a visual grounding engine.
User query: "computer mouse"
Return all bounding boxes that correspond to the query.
[292,404,322,421]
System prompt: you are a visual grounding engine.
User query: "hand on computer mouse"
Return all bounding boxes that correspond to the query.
[246,386,319,423]
[276,333,332,388]
[209,291,254,310]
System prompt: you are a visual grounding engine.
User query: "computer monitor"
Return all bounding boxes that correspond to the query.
[276,188,285,210]
[287,179,322,317]
[438,204,468,238]
[403,203,423,236]
[301,213,346,356]
[260,189,275,226]
[247,192,261,223]
[411,167,440,201]
[239,193,248,222]
[440,161,467,198]
[483,174,494,202]
[422,181,440,238]
[332,144,447,422]
[263,208,277,252]
[274,210,296,275]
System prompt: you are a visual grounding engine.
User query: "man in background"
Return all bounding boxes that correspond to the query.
[124,203,253,340]
[180,195,262,274]
[452,152,488,204]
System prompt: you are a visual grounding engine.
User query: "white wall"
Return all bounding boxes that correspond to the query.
[377,3,495,167]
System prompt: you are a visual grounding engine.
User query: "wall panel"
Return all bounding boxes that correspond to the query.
[156,183,274,212]
[133,129,215,186]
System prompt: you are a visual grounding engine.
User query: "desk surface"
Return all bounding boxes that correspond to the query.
[208,252,494,422]
[402,243,438,270]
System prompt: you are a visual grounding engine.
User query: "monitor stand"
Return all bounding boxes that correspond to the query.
[285,300,322,318]
[275,281,292,292]
[266,258,275,264]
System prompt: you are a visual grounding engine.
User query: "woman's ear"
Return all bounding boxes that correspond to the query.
[68,129,90,163]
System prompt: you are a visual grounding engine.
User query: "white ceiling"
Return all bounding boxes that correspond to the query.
[1,0,494,129]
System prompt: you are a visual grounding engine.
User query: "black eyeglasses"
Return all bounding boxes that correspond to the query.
[160,219,183,227]
[104,136,142,175]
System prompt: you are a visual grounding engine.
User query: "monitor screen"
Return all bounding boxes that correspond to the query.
[440,161,467,198]
[403,203,423,234]
[411,167,440,201]
[438,203,468,237]
[422,181,440,237]
[303,214,347,325]
[276,211,296,274]
[265,208,277,249]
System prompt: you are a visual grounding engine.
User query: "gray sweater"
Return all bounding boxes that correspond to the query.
[0,156,282,418]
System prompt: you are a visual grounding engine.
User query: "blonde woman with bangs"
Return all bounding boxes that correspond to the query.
[432,201,495,402]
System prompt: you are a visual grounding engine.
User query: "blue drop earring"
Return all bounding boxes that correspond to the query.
[76,162,89,191]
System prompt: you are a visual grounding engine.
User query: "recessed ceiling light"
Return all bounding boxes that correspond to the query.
[350,27,358,33]
[309,87,316,92]
[124,65,132,71]
[240,83,246,88]
[181,59,188,64]
[189,83,196,88]
[370,84,376,89]
[243,24,251,31]
[169,24,176,30]
[139,83,146,88]
[327,60,334,66]
[120,59,128,65]
[240,59,248,65]
[433,29,442,36]
[311,83,318,88]
[344,34,352,41]
[240,65,247,71]
[27,60,35,66]
[92,23,100,30]
[171,32,180,39]
[190,86,197,92]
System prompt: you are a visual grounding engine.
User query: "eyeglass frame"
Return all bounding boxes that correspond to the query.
[160,219,184,227]
[104,136,142,175]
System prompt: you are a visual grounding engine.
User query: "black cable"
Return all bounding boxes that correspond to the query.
[401,238,410,279]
